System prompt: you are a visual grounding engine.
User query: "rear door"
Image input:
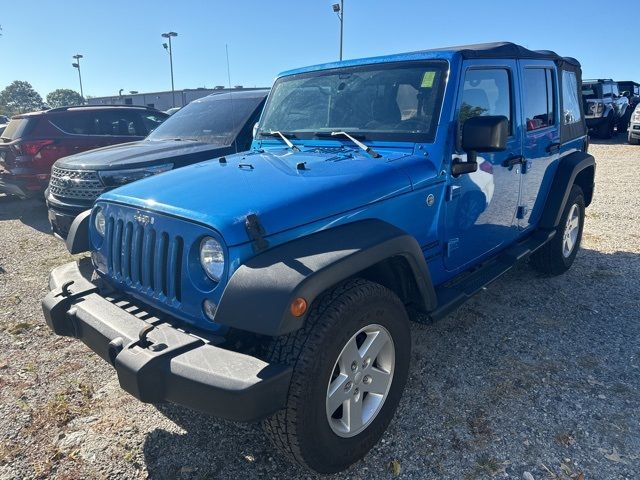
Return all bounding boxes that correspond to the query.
[517,61,561,229]
[444,60,523,272]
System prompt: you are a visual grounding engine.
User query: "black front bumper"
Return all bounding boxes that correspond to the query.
[45,191,93,238]
[42,260,292,422]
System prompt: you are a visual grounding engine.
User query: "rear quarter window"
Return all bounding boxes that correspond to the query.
[562,72,582,125]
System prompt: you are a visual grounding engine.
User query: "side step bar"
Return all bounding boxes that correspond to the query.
[430,229,555,321]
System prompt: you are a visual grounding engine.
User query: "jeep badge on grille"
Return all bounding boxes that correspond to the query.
[133,212,154,225]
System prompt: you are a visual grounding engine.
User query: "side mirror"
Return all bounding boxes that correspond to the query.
[462,115,508,154]
[252,122,259,139]
[453,115,508,177]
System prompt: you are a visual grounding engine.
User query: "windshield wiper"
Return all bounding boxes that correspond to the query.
[260,131,300,152]
[317,131,381,158]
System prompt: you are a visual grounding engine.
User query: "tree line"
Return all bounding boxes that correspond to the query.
[0,81,84,117]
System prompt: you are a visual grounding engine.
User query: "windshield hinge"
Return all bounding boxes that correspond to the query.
[245,214,269,253]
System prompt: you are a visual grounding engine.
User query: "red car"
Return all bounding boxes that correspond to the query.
[0,105,168,198]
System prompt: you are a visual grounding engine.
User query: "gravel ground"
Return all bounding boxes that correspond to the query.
[1,137,639,480]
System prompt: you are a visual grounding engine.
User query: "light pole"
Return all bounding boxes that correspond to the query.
[161,31,178,107]
[72,54,84,102]
[332,1,344,61]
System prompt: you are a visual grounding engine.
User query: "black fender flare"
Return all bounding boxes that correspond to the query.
[66,209,91,254]
[539,150,595,230]
[214,219,437,336]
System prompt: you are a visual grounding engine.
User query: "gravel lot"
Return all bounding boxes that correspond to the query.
[1,138,639,480]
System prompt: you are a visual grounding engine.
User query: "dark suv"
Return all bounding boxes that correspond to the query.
[582,79,630,138]
[0,105,168,198]
[46,89,268,237]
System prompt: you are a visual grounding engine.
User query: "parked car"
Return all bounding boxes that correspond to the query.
[617,80,640,110]
[582,79,630,138]
[46,89,269,237]
[44,42,594,473]
[0,105,168,199]
[629,104,640,144]
[0,115,8,137]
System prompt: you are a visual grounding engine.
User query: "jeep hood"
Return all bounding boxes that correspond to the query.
[100,147,413,246]
[55,139,229,170]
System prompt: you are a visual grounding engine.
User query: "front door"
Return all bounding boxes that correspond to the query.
[444,61,523,273]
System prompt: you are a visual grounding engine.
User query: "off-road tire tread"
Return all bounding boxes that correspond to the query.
[530,185,584,276]
[261,278,403,469]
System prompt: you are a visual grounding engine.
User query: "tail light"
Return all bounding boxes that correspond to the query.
[14,139,72,174]
[479,160,493,174]
[15,139,55,156]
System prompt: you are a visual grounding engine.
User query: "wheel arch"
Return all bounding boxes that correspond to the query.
[213,219,437,337]
[539,150,595,229]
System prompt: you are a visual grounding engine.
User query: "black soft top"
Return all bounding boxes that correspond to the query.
[432,41,581,67]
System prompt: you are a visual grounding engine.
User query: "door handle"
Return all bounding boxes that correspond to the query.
[502,155,524,168]
[547,142,561,154]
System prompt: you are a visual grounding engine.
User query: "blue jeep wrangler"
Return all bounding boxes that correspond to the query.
[43,42,594,473]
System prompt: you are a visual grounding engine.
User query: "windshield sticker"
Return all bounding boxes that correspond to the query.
[421,71,435,88]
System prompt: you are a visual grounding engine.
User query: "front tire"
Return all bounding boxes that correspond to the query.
[262,279,411,473]
[530,185,585,276]
[597,114,614,138]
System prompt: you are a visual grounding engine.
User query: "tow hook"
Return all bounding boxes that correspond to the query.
[59,280,75,297]
[138,324,155,348]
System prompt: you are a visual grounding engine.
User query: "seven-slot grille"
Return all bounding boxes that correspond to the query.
[105,215,183,302]
[49,166,104,200]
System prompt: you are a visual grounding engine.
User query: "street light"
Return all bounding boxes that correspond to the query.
[161,31,178,107]
[72,54,84,103]
[332,1,344,61]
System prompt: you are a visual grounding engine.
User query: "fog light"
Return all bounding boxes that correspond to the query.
[203,299,218,321]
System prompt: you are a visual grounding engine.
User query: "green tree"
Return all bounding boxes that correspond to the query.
[46,88,84,108]
[0,81,44,115]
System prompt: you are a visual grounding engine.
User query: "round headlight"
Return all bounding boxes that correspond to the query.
[200,237,225,282]
[94,207,106,236]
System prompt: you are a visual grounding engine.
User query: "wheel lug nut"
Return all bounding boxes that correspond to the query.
[363,375,372,385]
[344,381,353,392]
[362,357,371,368]
[351,361,358,372]
[353,387,359,396]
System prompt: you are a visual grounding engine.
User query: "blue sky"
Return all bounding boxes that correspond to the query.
[0,0,636,98]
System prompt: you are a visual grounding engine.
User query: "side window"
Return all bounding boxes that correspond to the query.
[50,113,95,135]
[92,111,145,136]
[602,83,612,99]
[611,83,619,97]
[523,68,555,131]
[561,71,582,125]
[459,68,511,133]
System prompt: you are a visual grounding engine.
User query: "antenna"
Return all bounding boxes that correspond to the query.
[226,44,238,153]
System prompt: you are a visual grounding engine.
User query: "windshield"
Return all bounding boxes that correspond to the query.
[148,93,264,145]
[581,84,602,100]
[258,61,447,142]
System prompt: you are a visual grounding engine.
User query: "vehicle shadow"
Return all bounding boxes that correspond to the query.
[0,193,52,234]
[140,246,640,479]
[588,131,630,145]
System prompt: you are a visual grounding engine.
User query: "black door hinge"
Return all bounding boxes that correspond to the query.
[516,206,528,219]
